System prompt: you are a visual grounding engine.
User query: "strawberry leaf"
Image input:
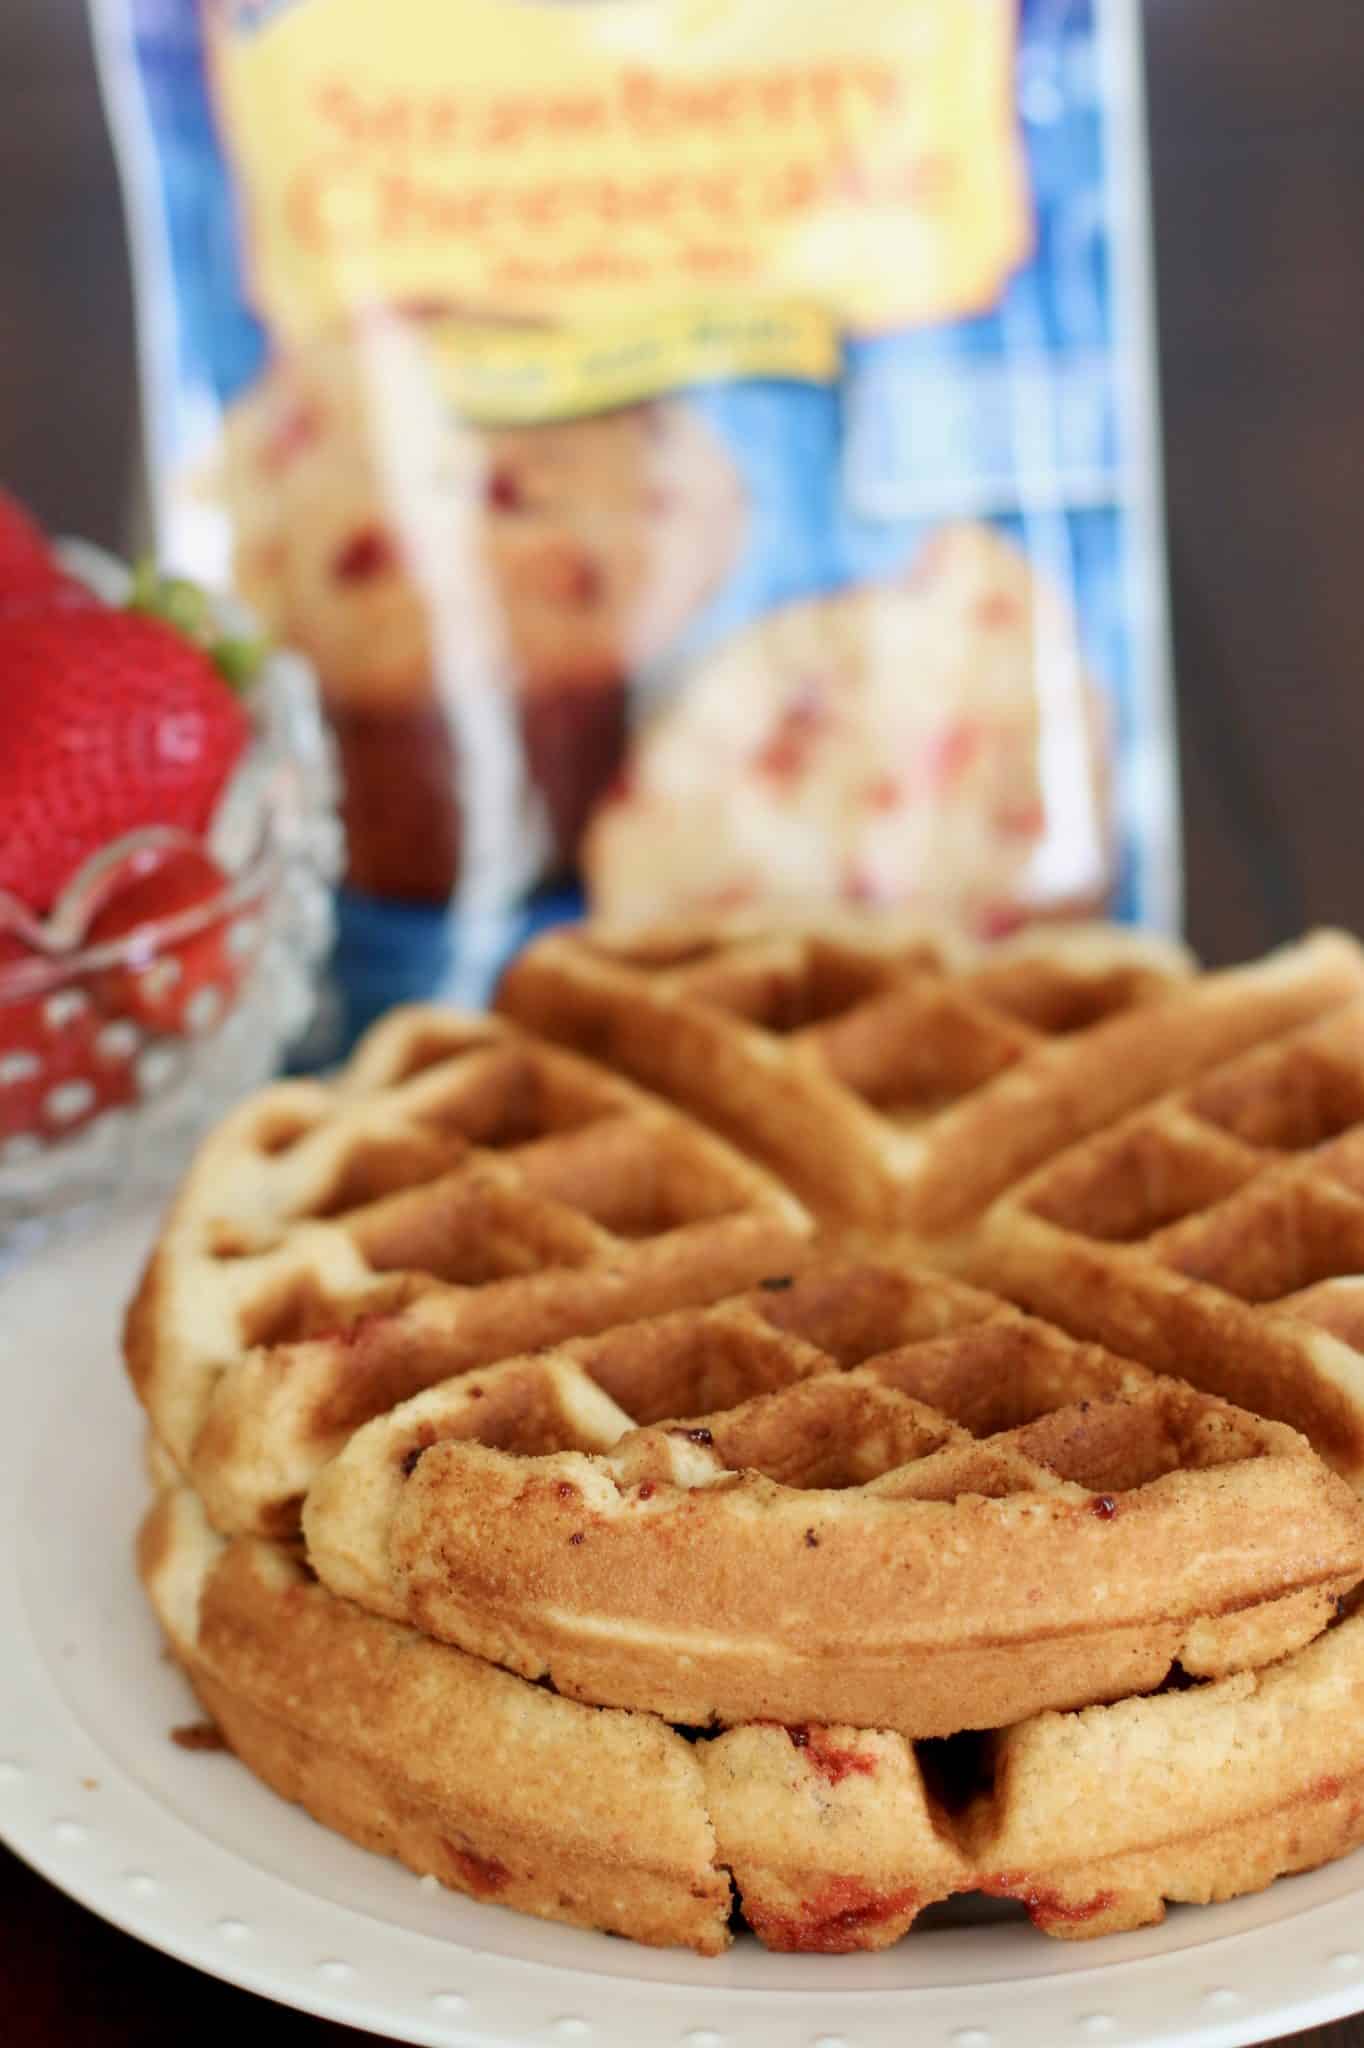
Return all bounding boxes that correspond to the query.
[213,632,269,690]
[125,556,267,693]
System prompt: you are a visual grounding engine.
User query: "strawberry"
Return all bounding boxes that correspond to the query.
[0,488,63,596]
[0,487,113,617]
[0,573,102,624]
[0,606,251,913]
[0,934,137,1149]
[87,845,255,1038]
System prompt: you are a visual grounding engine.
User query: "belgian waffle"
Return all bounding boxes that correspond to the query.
[139,1484,735,1953]
[497,921,1364,1236]
[142,1476,1364,1954]
[125,1006,810,1535]
[302,1261,1364,1736]
[127,926,1364,1957]
[972,998,1364,1486]
[707,1605,1364,1948]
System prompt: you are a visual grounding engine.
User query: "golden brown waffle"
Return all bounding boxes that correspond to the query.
[126,925,1364,1957]
[707,1606,1364,1947]
[140,1485,734,1953]
[302,1261,1364,1737]
[972,998,1364,1487]
[141,1482,1364,1953]
[499,914,1364,1480]
[498,921,1364,1235]
[125,1006,810,1536]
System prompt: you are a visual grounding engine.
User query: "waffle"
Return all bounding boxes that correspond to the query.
[139,1484,734,1953]
[971,998,1364,1487]
[301,1261,1364,1737]
[498,921,1364,1236]
[708,1603,1364,1947]
[125,1006,810,1536]
[141,1479,1364,1953]
[126,927,1364,1956]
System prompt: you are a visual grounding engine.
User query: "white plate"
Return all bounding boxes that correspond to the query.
[3,1210,1364,2048]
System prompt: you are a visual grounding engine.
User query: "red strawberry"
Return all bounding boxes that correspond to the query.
[0,607,251,913]
[0,573,102,623]
[87,845,255,1038]
[0,488,63,596]
[0,934,137,1149]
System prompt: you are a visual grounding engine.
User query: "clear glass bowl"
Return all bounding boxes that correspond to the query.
[0,545,342,1259]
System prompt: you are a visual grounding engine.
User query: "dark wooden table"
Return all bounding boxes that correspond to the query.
[3,0,1364,2041]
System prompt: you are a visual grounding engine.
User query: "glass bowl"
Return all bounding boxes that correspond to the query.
[0,544,342,1259]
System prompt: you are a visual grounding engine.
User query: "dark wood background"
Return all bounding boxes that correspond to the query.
[3,1,1364,2041]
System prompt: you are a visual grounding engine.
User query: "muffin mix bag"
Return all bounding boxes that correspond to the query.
[91,0,1178,1035]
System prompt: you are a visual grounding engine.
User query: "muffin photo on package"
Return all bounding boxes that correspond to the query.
[221,315,749,901]
[586,522,1111,936]
[92,0,1177,1029]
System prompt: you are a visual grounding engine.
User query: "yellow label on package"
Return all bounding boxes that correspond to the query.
[208,0,1030,408]
[423,301,839,423]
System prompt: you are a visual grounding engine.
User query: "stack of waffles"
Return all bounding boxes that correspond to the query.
[131,921,1364,1953]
